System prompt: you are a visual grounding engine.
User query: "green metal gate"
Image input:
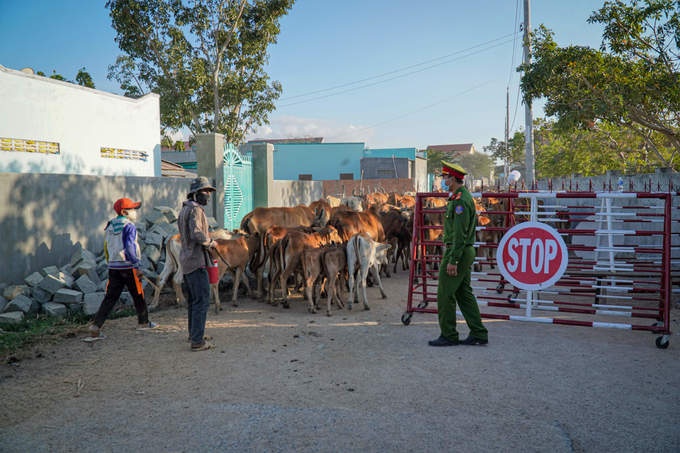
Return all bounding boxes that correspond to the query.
[223,143,253,230]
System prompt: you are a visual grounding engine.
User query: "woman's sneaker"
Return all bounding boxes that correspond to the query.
[136,321,159,331]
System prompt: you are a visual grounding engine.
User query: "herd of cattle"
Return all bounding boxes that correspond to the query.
[149,192,506,316]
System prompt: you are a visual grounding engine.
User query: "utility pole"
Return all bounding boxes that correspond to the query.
[523,0,535,187]
[505,86,510,187]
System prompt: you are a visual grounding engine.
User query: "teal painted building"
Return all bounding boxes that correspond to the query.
[273,142,365,180]
[363,147,419,160]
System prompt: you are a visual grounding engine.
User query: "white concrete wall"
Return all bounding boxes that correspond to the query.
[0,66,160,176]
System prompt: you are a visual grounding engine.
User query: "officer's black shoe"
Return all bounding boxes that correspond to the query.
[428,336,460,346]
[460,336,488,346]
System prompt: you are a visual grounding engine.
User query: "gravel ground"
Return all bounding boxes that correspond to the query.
[1,271,679,452]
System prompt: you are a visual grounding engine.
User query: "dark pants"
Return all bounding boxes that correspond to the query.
[93,268,149,328]
[183,268,210,346]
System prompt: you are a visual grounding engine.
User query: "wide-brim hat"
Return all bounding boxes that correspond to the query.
[113,197,141,215]
[440,161,467,179]
[189,176,216,194]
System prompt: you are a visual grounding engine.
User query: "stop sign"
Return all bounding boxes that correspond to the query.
[496,221,568,290]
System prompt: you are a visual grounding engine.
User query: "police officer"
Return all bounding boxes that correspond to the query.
[429,161,488,346]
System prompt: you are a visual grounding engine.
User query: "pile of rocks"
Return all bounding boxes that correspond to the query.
[0,206,187,325]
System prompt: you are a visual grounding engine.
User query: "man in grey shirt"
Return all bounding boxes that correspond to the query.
[178,176,217,351]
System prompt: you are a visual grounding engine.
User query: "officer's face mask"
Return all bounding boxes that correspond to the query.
[195,191,210,206]
[440,176,449,192]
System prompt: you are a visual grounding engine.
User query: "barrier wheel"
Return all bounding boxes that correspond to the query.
[655,335,670,349]
[417,301,428,309]
[495,283,505,294]
[401,312,412,326]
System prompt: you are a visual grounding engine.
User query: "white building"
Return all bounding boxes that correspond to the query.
[0,65,160,176]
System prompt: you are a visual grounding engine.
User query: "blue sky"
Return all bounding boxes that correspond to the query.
[0,0,606,151]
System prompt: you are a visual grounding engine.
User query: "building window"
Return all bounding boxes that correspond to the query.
[339,173,354,180]
[101,147,149,161]
[1,137,60,154]
[298,174,312,181]
[377,169,395,178]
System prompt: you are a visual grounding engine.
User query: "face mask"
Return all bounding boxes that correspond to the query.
[195,191,210,206]
[126,209,139,222]
[440,178,449,191]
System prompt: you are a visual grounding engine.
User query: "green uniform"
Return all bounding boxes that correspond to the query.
[436,186,488,341]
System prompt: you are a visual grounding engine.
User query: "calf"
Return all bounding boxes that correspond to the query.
[321,244,348,316]
[269,225,342,308]
[301,246,328,314]
[346,233,390,311]
[150,229,238,309]
[210,234,255,313]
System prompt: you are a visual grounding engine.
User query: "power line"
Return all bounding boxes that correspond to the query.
[507,0,522,88]
[278,32,520,107]
[325,81,493,141]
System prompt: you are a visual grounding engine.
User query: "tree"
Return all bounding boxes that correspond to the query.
[49,70,66,81]
[106,0,294,145]
[483,133,525,170]
[75,67,96,88]
[457,152,494,181]
[521,1,680,166]
[533,117,677,177]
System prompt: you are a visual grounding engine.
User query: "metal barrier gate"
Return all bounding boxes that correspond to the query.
[403,190,674,349]
[223,143,253,230]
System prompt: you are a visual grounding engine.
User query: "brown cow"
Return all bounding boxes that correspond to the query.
[269,225,342,308]
[209,234,257,312]
[329,206,386,243]
[380,207,412,273]
[240,205,318,298]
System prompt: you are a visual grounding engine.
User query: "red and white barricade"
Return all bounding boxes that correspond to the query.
[403,190,674,349]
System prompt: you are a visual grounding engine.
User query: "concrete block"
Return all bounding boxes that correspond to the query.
[6,294,34,313]
[143,244,161,265]
[73,259,97,278]
[0,311,24,324]
[144,230,164,248]
[83,292,104,315]
[24,272,44,287]
[3,285,29,300]
[154,206,178,223]
[43,302,68,318]
[57,268,75,288]
[74,275,98,294]
[70,246,97,267]
[30,287,52,304]
[119,291,132,306]
[52,288,83,304]
[38,274,67,294]
[41,265,60,277]
[145,209,168,226]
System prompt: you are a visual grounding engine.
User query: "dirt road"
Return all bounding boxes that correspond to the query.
[1,271,679,452]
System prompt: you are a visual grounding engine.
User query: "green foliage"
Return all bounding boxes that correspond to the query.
[457,152,494,181]
[106,0,294,145]
[75,67,96,88]
[49,70,66,81]
[521,0,680,163]
[33,68,95,88]
[483,133,525,169]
